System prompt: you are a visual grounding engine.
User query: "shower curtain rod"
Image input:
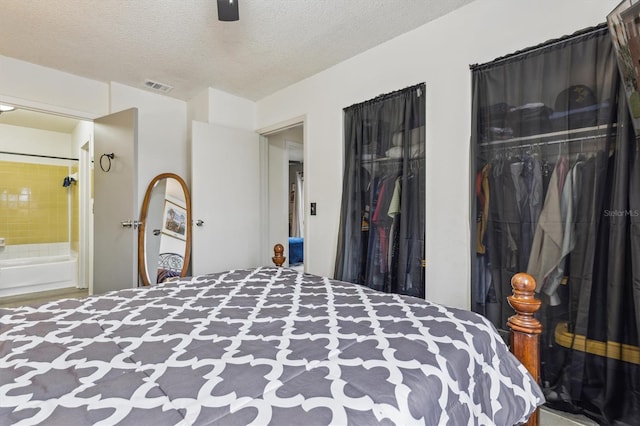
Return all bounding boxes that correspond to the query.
[0,150,78,161]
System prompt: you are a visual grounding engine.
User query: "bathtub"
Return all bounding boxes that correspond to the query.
[0,255,78,297]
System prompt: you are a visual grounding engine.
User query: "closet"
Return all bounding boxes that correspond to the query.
[335,83,426,298]
[470,25,640,424]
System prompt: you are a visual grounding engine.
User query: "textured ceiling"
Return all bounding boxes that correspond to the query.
[0,0,475,103]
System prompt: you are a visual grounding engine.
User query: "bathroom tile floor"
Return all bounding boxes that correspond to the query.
[0,287,88,309]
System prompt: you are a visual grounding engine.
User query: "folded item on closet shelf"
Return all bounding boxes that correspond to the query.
[510,102,547,111]
[510,104,552,118]
[549,101,608,119]
[392,132,402,147]
[507,103,552,136]
[479,102,513,142]
[391,126,424,146]
[487,126,514,140]
[361,153,377,160]
[479,102,511,126]
[549,101,611,131]
[385,143,424,159]
[360,142,380,160]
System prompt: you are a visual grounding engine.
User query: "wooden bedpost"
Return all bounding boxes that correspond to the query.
[507,272,542,426]
[272,244,286,267]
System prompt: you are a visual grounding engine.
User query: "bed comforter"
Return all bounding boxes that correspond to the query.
[0,267,543,425]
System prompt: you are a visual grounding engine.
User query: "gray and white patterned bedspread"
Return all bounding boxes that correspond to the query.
[0,267,544,425]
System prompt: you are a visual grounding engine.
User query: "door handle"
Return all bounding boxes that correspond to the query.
[195,219,205,227]
[121,220,141,229]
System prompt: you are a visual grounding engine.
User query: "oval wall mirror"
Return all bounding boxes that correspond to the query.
[138,173,191,286]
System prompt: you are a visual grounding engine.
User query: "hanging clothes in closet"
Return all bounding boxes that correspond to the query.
[335,83,426,298]
[470,24,640,424]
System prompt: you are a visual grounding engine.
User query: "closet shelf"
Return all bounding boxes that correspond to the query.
[478,123,616,149]
[362,156,424,163]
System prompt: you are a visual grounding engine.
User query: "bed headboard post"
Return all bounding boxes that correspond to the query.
[507,272,542,426]
[272,243,286,267]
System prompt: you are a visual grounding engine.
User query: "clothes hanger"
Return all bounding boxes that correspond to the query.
[575,139,586,162]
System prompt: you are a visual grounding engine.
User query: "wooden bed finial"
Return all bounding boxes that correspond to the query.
[272,243,286,267]
[507,272,542,426]
[507,272,542,334]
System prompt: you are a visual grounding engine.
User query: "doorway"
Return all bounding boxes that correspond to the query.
[262,123,305,270]
[0,106,92,300]
[0,106,138,299]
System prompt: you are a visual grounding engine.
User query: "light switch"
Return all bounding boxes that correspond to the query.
[310,202,317,216]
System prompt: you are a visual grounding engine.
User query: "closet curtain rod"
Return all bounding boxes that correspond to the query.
[469,23,608,71]
[344,82,425,111]
[0,150,79,161]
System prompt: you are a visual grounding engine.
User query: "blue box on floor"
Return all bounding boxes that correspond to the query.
[288,237,303,265]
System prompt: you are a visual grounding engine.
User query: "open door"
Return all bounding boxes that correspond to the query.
[191,121,261,275]
[93,108,138,294]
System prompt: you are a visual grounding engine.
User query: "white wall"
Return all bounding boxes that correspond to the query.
[188,87,257,129]
[209,89,257,130]
[0,56,108,119]
[0,124,73,164]
[255,0,619,309]
[186,87,257,188]
[109,82,188,206]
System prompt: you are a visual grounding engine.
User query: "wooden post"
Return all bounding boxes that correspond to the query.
[272,243,286,267]
[507,272,542,426]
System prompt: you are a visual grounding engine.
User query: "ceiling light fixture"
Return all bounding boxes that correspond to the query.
[0,104,16,114]
[217,0,239,22]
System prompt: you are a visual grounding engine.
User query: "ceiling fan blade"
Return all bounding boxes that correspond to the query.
[217,0,239,22]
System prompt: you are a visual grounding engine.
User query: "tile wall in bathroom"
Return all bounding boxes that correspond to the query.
[0,160,71,245]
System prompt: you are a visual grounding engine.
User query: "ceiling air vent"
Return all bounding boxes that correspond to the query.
[144,79,173,93]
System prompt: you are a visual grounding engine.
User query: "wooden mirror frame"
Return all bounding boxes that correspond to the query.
[138,173,191,286]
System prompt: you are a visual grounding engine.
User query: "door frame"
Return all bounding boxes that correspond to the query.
[79,140,93,292]
[257,115,307,268]
[0,96,99,294]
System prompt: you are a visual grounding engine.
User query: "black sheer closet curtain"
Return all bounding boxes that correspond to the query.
[335,84,425,298]
[471,25,640,424]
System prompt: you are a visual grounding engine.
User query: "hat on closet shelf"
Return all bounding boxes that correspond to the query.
[554,84,597,111]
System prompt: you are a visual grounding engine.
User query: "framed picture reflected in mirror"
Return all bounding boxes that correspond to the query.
[162,200,187,240]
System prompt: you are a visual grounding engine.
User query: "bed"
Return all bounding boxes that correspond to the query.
[0,259,544,425]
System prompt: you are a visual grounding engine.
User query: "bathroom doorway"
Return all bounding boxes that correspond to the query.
[0,106,91,301]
